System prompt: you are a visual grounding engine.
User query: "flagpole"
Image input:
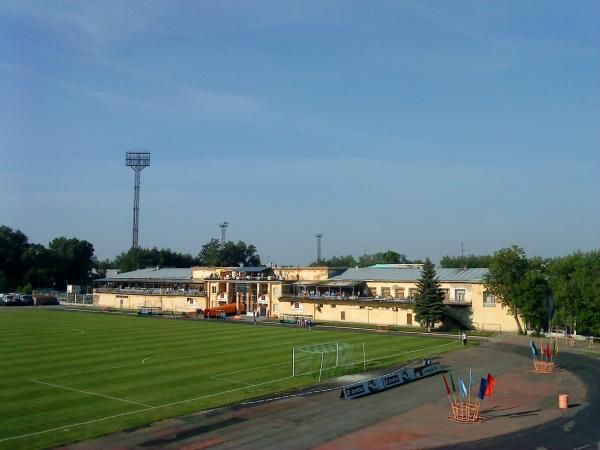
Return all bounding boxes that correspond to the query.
[468,369,472,406]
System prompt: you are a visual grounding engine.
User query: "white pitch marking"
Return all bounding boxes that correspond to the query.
[209,376,254,387]
[30,379,153,408]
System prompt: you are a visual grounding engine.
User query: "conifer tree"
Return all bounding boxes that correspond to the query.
[413,258,446,331]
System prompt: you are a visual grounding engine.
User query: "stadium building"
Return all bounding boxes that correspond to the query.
[94,265,519,332]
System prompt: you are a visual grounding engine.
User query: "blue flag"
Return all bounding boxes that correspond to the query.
[530,341,538,358]
[477,378,488,400]
[459,378,468,398]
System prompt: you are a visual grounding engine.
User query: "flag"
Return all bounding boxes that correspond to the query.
[530,341,538,358]
[442,375,451,395]
[469,368,473,387]
[459,378,468,398]
[485,373,495,397]
[477,378,488,400]
[553,339,558,356]
[546,342,551,358]
[449,372,456,393]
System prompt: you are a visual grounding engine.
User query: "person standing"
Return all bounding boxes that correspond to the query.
[461,331,467,346]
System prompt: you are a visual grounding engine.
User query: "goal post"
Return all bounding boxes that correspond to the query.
[292,341,365,379]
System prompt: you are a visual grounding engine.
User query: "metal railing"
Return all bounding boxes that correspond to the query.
[94,287,207,296]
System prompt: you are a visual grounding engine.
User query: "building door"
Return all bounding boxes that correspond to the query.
[119,299,123,308]
[407,313,412,325]
[259,306,267,317]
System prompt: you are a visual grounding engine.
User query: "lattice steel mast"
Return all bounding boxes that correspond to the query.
[125,152,150,249]
[315,233,324,262]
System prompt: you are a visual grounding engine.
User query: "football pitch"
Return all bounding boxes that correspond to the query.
[0,309,461,449]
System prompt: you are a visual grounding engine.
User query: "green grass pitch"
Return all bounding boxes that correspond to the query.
[0,309,461,449]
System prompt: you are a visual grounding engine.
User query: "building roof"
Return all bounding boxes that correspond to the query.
[330,267,488,283]
[98,267,193,281]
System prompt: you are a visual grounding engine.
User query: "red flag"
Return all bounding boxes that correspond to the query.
[546,343,551,358]
[442,375,451,395]
[485,373,495,397]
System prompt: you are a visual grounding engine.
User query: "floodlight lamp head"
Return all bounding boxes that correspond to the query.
[126,151,151,169]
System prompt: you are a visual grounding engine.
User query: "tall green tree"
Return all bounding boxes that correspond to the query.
[0,226,29,290]
[413,258,446,331]
[484,245,548,334]
[49,237,95,290]
[548,251,600,335]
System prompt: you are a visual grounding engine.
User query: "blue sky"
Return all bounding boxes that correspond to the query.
[1,1,599,264]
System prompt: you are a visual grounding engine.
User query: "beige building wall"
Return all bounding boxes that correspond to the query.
[276,300,418,327]
[95,292,208,312]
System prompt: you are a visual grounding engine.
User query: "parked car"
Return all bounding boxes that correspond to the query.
[20,295,34,306]
[2,294,22,306]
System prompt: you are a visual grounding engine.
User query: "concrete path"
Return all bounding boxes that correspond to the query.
[64,334,599,450]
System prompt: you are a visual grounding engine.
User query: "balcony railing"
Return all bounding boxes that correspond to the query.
[282,293,471,305]
[94,287,207,296]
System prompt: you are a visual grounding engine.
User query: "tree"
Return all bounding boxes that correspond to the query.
[413,258,446,331]
[548,251,600,336]
[22,244,55,289]
[197,239,261,267]
[483,245,530,334]
[440,254,493,268]
[358,251,408,267]
[309,255,357,267]
[112,247,198,272]
[515,273,550,331]
[48,237,95,290]
[0,226,29,291]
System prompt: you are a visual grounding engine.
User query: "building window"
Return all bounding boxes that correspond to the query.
[455,289,466,302]
[484,292,496,307]
[408,288,418,298]
[273,303,279,312]
[394,287,405,298]
[331,304,336,308]
[211,286,217,294]
[187,298,195,306]
[341,311,345,320]
[368,288,377,297]
[359,305,365,309]
[381,287,391,298]
[440,289,450,301]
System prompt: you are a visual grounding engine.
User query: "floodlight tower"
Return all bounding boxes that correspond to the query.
[315,233,324,262]
[219,222,229,243]
[125,151,150,249]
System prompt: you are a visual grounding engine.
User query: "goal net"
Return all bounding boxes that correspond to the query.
[292,342,364,380]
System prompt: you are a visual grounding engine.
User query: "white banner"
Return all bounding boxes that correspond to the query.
[341,364,443,399]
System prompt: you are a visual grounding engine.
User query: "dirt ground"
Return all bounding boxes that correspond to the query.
[64,334,599,450]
